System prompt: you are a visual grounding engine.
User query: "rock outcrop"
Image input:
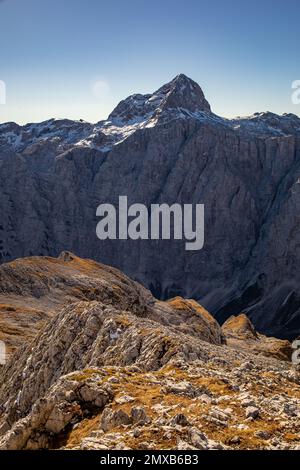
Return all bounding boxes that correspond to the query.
[1,74,300,339]
[0,253,290,361]
[222,314,292,361]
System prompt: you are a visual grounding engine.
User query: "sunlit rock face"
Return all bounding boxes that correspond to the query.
[1,74,300,339]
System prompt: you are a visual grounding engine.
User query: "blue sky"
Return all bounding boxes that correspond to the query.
[0,0,299,124]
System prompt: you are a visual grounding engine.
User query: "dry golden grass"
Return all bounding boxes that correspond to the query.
[59,363,300,450]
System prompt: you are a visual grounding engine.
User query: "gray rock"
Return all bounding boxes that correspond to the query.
[241,398,256,407]
[282,403,298,417]
[188,428,208,450]
[130,407,150,425]
[0,251,298,451]
[133,428,141,438]
[254,430,270,440]
[77,383,112,408]
[45,401,80,434]
[169,413,191,427]
[245,406,260,419]
[115,395,135,404]
[101,408,132,432]
[177,439,197,450]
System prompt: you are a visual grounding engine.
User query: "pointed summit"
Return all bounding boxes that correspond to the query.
[108,74,211,123]
[156,74,211,114]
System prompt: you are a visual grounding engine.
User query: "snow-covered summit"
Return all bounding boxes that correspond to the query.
[108,74,211,124]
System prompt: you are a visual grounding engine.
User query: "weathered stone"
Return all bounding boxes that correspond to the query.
[130,407,150,425]
[188,428,208,449]
[45,401,81,434]
[245,406,260,419]
[101,408,132,432]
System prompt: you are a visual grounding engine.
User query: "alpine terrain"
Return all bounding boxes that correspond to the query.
[1,74,300,340]
[0,253,299,450]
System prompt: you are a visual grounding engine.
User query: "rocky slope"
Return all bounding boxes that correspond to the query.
[0,253,299,450]
[0,253,290,361]
[0,74,300,339]
[222,314,292,362]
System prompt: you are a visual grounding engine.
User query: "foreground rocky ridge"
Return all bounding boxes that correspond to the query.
[0,253,290,360]
[0,252,223,355]
[0,254,298,450]
[1,74,300,339]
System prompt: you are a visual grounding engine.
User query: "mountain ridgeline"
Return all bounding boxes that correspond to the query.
[0,74,300,339]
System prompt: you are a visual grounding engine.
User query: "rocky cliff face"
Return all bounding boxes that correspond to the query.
[0,74,300,339]
[0,253,299,450]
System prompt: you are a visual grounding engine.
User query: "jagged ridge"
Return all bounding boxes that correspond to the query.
[0,75,300,339]
[0,254,298,450]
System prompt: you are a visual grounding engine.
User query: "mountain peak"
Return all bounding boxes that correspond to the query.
[156,73,211,113]
[108,74,211,123]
